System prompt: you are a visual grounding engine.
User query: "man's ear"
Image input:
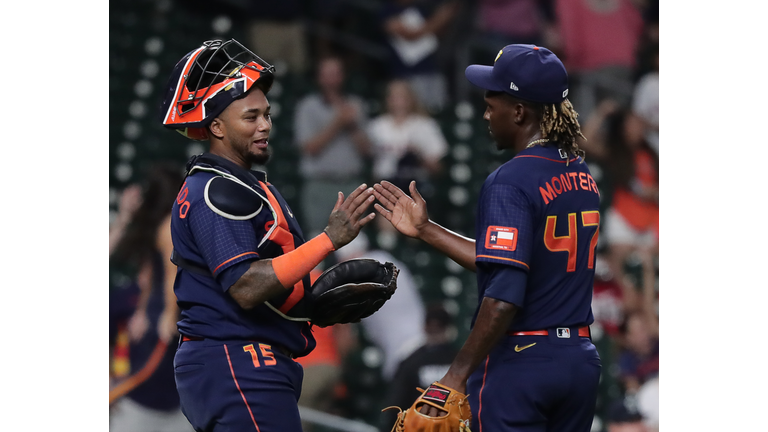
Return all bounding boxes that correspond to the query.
[512,102,527,125]
[208,117,225,140]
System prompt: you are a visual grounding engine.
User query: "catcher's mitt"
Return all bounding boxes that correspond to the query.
[308,258,398,327]
[384,382,472,432]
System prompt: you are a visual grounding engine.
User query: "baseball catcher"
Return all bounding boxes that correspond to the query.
[164,38,401,432]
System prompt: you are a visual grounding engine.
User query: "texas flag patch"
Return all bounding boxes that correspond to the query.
[485,226,518,251]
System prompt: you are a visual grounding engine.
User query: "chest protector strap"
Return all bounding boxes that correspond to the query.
[258,180,305,314]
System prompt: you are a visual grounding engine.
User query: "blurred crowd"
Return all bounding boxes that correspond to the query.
[109,0,659,431]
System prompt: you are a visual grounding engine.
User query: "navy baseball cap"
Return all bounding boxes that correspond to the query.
[465,44,569,104]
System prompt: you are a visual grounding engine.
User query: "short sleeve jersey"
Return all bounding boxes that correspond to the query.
[171,154,316,356]
[473,144,601,331]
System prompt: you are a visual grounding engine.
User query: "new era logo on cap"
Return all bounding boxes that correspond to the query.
[510,82,519,91]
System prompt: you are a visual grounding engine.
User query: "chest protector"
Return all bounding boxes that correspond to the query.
[172,154,313,321]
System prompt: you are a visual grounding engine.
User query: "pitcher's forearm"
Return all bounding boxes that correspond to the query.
[420,220,476,272]
[441,297,517,392]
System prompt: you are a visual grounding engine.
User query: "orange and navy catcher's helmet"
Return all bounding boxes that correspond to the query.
[160,39,275,140]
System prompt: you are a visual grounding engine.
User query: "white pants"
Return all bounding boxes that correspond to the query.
[110,397,194,432]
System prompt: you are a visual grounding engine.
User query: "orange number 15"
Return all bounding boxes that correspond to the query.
[243,343,277,368]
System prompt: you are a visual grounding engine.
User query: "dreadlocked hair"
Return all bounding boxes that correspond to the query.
[539,98,586,164]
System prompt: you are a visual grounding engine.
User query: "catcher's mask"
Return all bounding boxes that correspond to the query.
[160,39,275,140]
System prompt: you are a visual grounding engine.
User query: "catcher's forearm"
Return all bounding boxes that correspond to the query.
[271,233,335,287]
[228,233,336,310]
[228,260,287,310]
[443,297,517,388]
[419,220,477,272]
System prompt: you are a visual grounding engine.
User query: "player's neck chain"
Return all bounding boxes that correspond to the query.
[526,138,550,148]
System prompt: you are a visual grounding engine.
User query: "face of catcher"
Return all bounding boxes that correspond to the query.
[210,87,273,167]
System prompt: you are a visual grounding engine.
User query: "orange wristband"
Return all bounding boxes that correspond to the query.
[271,232,336,289]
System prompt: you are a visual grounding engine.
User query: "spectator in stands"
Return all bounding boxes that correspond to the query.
[616,248,658,394]
[378,303,458,431]
[635,375,659,432]
[618,310,659,393]
[368,79,449,194]
[109,183,142,256]
[109,164,192,432]
[110,183,143,387]
[334,232,427,382]
[591,253,627,338]
[605,397,649,432]
[580,100,658,285]
[634,0,659,81]
[457,1,558,102]
[632,43,659,154]
[472,0,551,49]
[308,0,356,59]
[294,55,373,237]
[554,0,645,120]
[244,1,309,76]
[642,0,659,43]
[379,0,461,113]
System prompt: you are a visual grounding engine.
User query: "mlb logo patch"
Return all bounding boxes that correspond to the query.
[485,226,518,251]
[556,328,571,338]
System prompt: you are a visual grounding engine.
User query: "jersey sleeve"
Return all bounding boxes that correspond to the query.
[478,261,529,308]
[475,182,534,272]
[187,198,263,281]
[217,260,252,292]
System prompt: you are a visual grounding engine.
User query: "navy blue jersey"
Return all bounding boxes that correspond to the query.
[473,143,600,331]
[171,154,316,356]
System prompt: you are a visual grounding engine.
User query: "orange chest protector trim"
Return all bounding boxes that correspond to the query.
[258,180,306,314]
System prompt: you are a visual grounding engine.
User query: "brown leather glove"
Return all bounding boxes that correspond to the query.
[384,382,472,432]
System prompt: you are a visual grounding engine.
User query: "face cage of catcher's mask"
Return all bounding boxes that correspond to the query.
[176,39,275,117]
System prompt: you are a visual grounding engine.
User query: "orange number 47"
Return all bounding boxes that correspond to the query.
[543,211,599,272]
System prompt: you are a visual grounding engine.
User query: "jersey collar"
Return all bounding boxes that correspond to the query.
[514,142,581,164]
[188,152,268,183]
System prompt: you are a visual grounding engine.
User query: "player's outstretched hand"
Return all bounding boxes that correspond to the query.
[373,181,429,239]
[324,183,376,249]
